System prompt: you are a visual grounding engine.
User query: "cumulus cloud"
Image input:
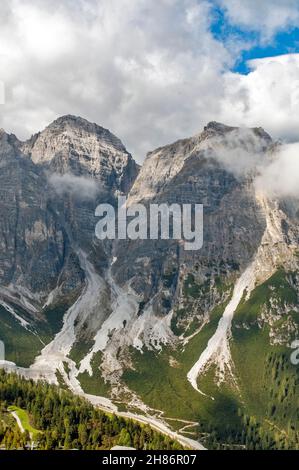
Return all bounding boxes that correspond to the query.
[219,54,299,143]
[218,0,299,40]
[0,0,230,160]
[0,0,298,162]
[0,81,4,105]
[207,128,299,201]
[49,173,101,200]
[255,143,299,199]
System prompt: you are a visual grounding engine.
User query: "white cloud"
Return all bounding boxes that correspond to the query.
[14,4,75,61]
[0,81,4,105]
[206,127,271,176]
[0,0,298,162]
[255,143,299,199]
[0,0,230,159]
[219,54,299,143]
[218,0,299,40]
[49,173,102,200]
[203,127,299,201]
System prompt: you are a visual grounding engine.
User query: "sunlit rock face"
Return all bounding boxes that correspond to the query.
[113,122,277,320]
[21,115,138,193]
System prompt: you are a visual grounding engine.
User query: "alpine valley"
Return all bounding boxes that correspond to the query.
[0,115,299,450]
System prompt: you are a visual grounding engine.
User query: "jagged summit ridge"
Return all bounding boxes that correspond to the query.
[129,121,273,204]
[203,120,272,142]
[204,121,237,133]
[21,114,130,166]
[45,114,128,152]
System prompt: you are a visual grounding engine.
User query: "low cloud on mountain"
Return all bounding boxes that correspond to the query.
[208,127,299,200]
[206,127,271,176]
[255,143,299,199]
[49,173,101,200]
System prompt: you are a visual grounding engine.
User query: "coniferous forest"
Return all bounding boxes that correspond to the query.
[0,370,183,450]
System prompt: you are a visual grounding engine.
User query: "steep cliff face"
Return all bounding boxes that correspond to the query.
[0,118,298,449]
[0,130,75,306]
[0,117,139,367]
[1,118,297,362]
[113,122,272,321]
[95,123,297,395]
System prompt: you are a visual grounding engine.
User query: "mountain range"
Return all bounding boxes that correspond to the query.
[0,115,298,449]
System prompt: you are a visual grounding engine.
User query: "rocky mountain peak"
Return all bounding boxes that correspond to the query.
[202,121,272,144]
[21,115,129,165]
[203,121,237,134]
[0,130,21,162]
[0,129,18,144]
[19,115,139,192]
[44,114,127,152]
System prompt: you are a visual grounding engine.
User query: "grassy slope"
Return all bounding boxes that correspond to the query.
[2,268,298,447]
[231,269,299,447]
[77,351,111,397]
[8,406,42,439]
[123,269,299,448]
[0,297,75,368]
[0,370,183,450]
[123,302,242,433]
[0,306,43,367]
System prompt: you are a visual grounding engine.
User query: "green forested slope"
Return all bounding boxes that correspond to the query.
[0,370,182,450]
[123,269,299,450]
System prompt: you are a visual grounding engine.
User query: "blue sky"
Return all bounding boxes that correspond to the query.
[210,2,299,73]
[235,28,299,73]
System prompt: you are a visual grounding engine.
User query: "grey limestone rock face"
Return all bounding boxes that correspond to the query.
[0,116,139,320]
[0,130,69,299]
[113,123,274,320]
[0,117,298,363]
[21,115,139,193]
